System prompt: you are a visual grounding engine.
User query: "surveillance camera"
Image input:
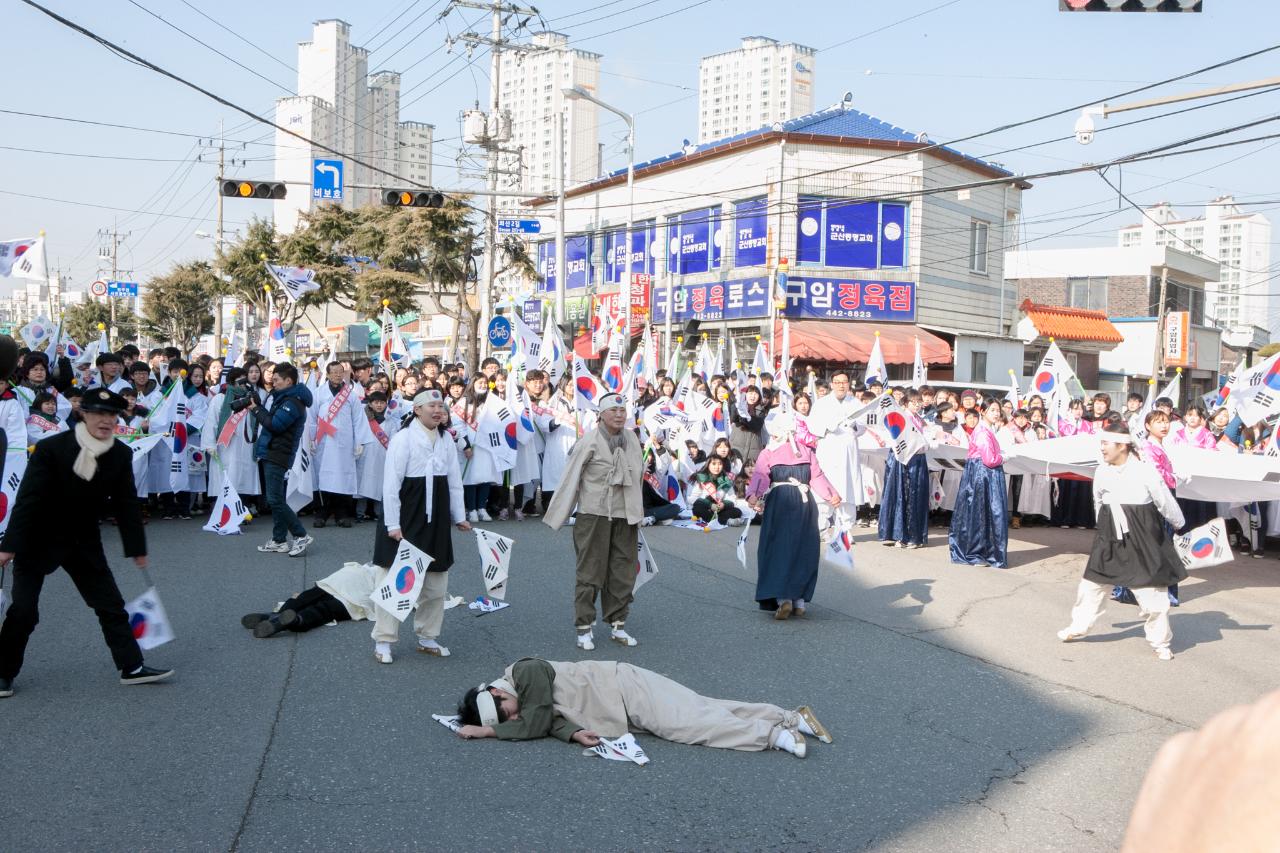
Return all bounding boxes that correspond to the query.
[1074,112,1095,146]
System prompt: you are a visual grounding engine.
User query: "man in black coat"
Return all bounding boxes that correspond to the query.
[0,387,173,698]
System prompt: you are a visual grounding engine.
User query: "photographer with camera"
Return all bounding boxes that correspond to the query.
[245,362,314,557]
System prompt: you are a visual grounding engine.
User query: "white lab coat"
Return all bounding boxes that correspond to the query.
[201,392,262,497]
[809,393,867,511]
[540,396,587,493]
[308,382,370,494]
[382,418,466,532]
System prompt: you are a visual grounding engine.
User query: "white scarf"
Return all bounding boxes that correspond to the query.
[73,422,115,481]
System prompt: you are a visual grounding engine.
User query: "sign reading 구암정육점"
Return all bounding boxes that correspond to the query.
[1163,311,1190,368]
[782,278,916,322]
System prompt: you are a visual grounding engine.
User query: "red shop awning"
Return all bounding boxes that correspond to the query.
[773,320,952,365]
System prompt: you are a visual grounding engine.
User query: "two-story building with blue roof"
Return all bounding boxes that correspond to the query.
[522,97,1031,384]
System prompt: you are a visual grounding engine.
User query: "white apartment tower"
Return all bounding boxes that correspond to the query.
[1118,196,1273,335]
[274,20,434,231]
[698,36,816,143]
[498,31,601,202]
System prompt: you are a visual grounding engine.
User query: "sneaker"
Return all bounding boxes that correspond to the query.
[477,509,493,522]
[0,677,13,698]
[642,516,656,527]
[240,612,272,629]
[1155,648,1174,661]
[120,665,174,685]
[497,509,509,521]
[881,540,895,547]
[658,519,673,526]
[336,518,353,529]
[178,512,192,520]
[467,510,479,523]
[576,631,595,651]
[794,706,833,744]
[277,609,300,629]
[288,535,314,557]
[513,509,525,521]
[257,540,289,554]
[416,639,451,657]
[1056,628,1086,642]
[374,642,393,664]
[313,518,327,529]
[727,517,747,527]
[610,626,638,646]
[906,543,923,549]
[521,504,541,518]
[772,728,807,758]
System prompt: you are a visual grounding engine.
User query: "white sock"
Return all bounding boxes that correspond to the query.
[375,642,391,656]
[793,599,806,609]
[419,638,442,649]
[796,717,816,737]
[774,729,798,754]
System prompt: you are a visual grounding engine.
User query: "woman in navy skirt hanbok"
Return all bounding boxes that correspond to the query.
[949,400,1009,568]
[878,391,930,549]
[746,411,841,620]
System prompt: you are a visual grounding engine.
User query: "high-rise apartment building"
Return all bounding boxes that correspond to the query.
[274,20,433,231]
[1117,196,1272,335]
[698,37,816,143]
[497,31,601,203]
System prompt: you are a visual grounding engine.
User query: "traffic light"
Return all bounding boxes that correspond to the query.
[220,180,287,199]
[1060,0,1200,9]
[382,189,445,208]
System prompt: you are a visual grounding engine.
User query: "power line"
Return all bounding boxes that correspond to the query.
[821,0,964,51]
[0,143,220,163]
[0,107,273,145]
[0,188,249,225]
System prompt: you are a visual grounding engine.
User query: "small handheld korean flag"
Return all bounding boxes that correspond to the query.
[634,532,659,593]
[125,587,174,650]
[0,468,23,538]
[735,509,756,569]
[475,528,514,600]
[203,472,250,535]
[264,262,320,304]
[1174,518,1234,570]
[823,526,855,571]
[284,444,314,513]
[374,540,434,621]
[586,732,650,766]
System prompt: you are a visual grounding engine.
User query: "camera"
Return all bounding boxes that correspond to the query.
[228,394,253,413]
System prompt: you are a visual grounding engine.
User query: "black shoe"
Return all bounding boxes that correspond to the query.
[336,518,353,529]
[253,617,284,638]
[313,518,327,529]
[241,612,271,630]
[0,677,13,698]
[120,665,174,685]
[277,609,300,629]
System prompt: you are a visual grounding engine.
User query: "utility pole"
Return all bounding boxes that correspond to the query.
[444,0,546,367]
[1151,264,1170,389]
[214,119,225,348]
[97,224,130,349]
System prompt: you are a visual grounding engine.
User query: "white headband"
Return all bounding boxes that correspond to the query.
[1099,432,1135,445]
[413,389,444,408]
[475,686,499,727]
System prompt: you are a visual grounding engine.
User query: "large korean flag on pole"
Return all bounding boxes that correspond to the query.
[0,237,43,278]
[373,540,435,621]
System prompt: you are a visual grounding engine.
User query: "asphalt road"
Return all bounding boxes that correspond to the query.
[1,511,1275,852]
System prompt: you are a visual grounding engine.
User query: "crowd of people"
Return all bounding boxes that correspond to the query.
[0,328,1265,760]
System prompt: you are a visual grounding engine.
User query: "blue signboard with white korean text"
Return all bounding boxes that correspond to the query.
[734,198,768,267]
[652,278,770,324]
[520,299,543,334]
[782,278,916,322]
[605,222,657,283]
[824,202,879,268]
[107,280,139,297]
[497,218,541,234]
[312,158,344,201]
[666,208,721,276]
[536,237,593,291]
[795,199,909,270]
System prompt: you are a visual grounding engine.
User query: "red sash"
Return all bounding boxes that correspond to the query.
[27,414,59,432]
[218,409,249,447]
[368,417,390,449]
[451,402,476,430]
[315,383,354,442]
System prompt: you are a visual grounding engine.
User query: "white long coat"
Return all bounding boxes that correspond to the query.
[358,413,401,500]
[201,393,262,497]
[809,393,867,509]
[540,396,590,493]
[308,382,370,494]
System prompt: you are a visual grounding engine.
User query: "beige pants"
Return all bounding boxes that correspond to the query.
[1068,579,1171,651]
[572,513,638,630]
[615,664,800,751]
[370,568,448,644]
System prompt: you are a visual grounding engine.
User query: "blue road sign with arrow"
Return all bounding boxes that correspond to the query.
[312,158,344,201]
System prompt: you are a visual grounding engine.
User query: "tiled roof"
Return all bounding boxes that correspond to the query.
[1019,299,1123,344]
[613,102,1013,179]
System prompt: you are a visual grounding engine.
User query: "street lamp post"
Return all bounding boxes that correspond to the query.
[562,86,636,343]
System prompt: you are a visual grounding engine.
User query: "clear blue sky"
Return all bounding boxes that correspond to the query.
[3,0,1278,299]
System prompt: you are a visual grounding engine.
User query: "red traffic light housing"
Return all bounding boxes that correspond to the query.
[220,180,287,200]
[382,189,445,208]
